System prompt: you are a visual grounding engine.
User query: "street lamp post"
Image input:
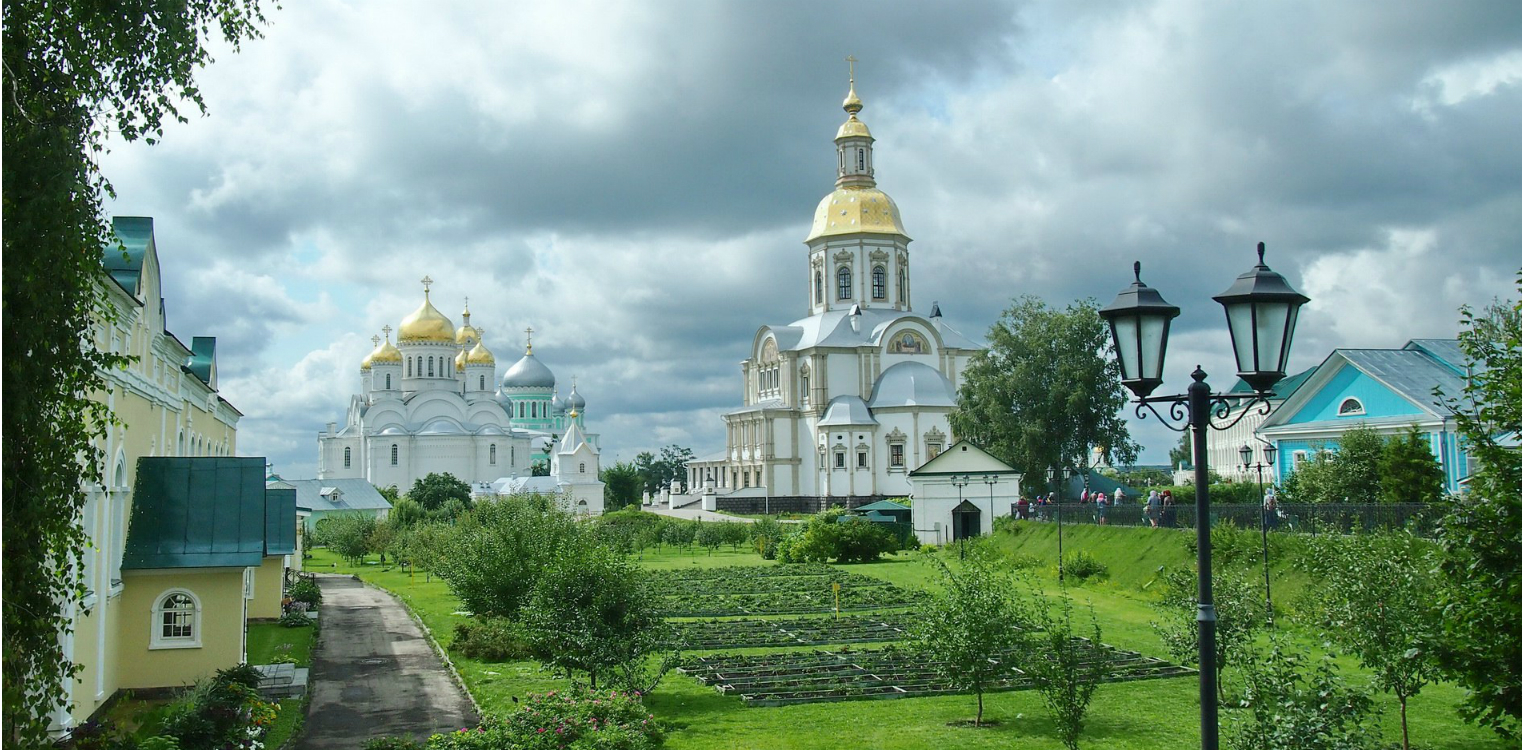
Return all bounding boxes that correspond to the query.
[950,474,971,558]
[1100,243,1308,750]
[1239,442,1279,626]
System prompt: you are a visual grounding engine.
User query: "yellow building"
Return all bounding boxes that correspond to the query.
[60,217,293,730]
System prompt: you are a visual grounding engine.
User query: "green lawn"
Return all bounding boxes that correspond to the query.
[247,621,316,667]
[306,530,1508,750]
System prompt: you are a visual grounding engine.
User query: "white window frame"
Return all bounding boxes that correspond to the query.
[1337,397,1365,416]
[150,589,203,650]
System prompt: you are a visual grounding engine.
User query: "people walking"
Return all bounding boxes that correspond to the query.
[1145,490,1161,528]
[1095,492,1109,525]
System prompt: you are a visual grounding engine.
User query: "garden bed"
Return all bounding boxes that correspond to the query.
[672,614,912,649]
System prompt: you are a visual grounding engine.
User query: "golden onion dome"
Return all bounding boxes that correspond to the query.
[361,335,379,370]
[806,186,908,242]
[455,303,480,346]
[371,339,402,364]
[836,116,872,140]
[467,340,495,365]
[398,286,455,343]
[455,349,467,372]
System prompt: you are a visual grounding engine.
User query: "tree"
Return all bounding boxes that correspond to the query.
[432,496,584,619]
[913,554,1031,726]
[1436,286,1522,740]
[3,2,267,741]
[1026,592,1110,750]
[388,497,427,528]
[949,296,1137,493]
[600,461,643,510]
[657,444,696,491]
[376,484,401,504]
[324,514,378,565]
[1169,433,1193,470]
[1279,427,1384,504]
[1303,533,1442,750]
[1378,427,1446,504]
[1153,567,1266,701]
[632,451,659,497]
[407,472,472,512]
[522,543,673,691]
[1227,639,1381,750]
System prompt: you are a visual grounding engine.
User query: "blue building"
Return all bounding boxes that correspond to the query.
[1256,339,1471,493]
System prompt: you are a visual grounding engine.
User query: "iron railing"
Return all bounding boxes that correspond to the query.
[1018,502,1442,537]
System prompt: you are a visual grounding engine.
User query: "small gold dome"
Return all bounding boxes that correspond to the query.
[361,337,377,370]
[456,303,480,346]
[371,340,402,364]
[806,186,908,242]
[843,81,863,116]
[455,350,467,372]
[467,340,495,365]
[398,289,455,343]
[836,116,872,140]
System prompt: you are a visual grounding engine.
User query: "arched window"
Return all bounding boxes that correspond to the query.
[815,270,823,304]
[385,374,392,389]
[426,358,433,377]
[490,444,497,465]
[390,444,398,466]
[857,148,865,170]
[579,462,586,473]
[151,590,200,649]
[343,447,351,468]
[406,358,412,377]
[837,267,852,300]
[1338,398,1365,416]
[479,375,485,390]
[898,269,907,301]
[872,266,886,299]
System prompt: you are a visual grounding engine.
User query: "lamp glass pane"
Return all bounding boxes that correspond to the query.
[1112,316,1141,382]
[1239,444,1252,465]
[1225,302,1256,373]
[1253,301,1290,376]
[1265,444,1278,465]
[1279,305,1301,373]
[1139,314,1167,380]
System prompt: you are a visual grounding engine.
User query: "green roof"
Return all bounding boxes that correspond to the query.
[265,487,297,556]
[187,336,216,385]
[854,500,911,513]
[123,457,270,569]
[103,216,154,296]
[1229,367,1314,397]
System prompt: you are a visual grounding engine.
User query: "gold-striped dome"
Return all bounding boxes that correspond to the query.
[806,186,907,241]
[456,303,480,347]
[467,340,495,365]
[398,287,455,343]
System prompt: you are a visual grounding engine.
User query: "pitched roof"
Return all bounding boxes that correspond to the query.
[103,216,154,297]
[123,457,270,569]
[264,486,297,555]
[1338,348,1466,414]
[909,441,1019,476]
[854,499,911,512]
[275,478,393,513]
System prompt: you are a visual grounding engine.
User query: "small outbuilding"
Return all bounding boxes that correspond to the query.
[908,441,1022,545]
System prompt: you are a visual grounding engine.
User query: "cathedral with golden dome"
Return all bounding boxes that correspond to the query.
[317,277,604,513]
[685,66,982,503]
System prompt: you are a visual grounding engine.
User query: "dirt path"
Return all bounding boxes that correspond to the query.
[294,575,475,749]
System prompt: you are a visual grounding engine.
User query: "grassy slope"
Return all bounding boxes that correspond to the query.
[308,525,1506,750]
[247,622,316,667]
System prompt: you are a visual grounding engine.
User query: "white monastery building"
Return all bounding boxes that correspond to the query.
[317,279,604,512]
[687,72,982,502]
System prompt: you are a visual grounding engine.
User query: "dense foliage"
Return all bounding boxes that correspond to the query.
[1153,567,1266,701]
[1278,426,1444,505]
[1026,593,1110,750]
[777,508,900,563]
[431,495,582,618]
[376,688,662,750]
[313,513,378,565]
[2,2,267,741]
[408,472,473,513]
[632,445,696,496]
[1226,641,1381,750]
[1436,287,1522,740]
[949,296,1138,495]
[600,461,644,510]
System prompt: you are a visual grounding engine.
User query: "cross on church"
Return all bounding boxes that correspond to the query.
[421,275,433,295]
[846,55,856,83]
[382,324,392,340]
[525,326,534,354]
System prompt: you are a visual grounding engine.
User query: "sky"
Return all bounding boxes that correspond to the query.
[101,0,1522,479]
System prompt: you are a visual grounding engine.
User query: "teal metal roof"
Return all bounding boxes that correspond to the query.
[854,499,911,513]
[1229,367,1314,397]
[123,457,269,569]
[264,487,297,556]
[103,216,154,296]
[187,336,216,385]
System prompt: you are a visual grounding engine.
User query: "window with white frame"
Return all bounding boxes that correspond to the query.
[391,444,399,465]
[837,267,852,300]
[490,444,497,465]
[1338,398,1365,416]
[343,447,351,468]
[835,451,846,469]
[872,266,886,299]
[889,443,904,468]
[151,590,201,649]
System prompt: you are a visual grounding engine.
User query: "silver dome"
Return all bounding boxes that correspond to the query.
[868,362,956,409]
[501,352,556,389]
[567,386,586,410]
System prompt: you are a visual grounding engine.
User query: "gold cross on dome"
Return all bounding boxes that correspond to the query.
[421,275,433,295]
[846,55,857,84]
[382,324,393,341]
[371,335,381,347]
[525,326,534,354]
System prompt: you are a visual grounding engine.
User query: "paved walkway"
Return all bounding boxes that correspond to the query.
[641,503,755,523]
[295,575,475,750]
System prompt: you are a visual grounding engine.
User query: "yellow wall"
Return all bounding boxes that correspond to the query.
[249,557,286,620]
[116,569,247,691]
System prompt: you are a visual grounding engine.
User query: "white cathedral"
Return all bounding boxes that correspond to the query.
[317,280,604,513]
[686,73,983,500]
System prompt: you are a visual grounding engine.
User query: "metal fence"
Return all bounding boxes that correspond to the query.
[1011,502,1442,537]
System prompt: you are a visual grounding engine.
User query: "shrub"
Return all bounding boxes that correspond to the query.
[1153,567,1266,702]
[421,688,662,750]
[432,495,585,619]
[1062,550,1108,581]
[1026,593,1110,750]
[158,665,276,750]
[288,576,322,607]
[451,618,532,662]
[279,610,313,628]
[778,509,898,564]
[749,517,784,560]
[365,736,425,750]
[1227,640,1380,750]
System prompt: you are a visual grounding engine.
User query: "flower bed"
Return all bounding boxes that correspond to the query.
[671,614,911,649]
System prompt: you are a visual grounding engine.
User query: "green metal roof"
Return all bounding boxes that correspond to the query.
[123,457,269,569]
[853,500,911,513]
[264,487,297,556]
[103,216,154,296]
[187,336,216,385]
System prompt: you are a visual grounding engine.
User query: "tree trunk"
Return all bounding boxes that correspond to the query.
[1400,695,1410,750]
[590,670,597,690]
[976,688,984,726]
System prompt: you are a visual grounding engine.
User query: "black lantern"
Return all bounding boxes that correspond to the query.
[1100,262,1182,399]
[1263,442,1277,467]
[1212,243,1310,394]
[1238,443,1253,467]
